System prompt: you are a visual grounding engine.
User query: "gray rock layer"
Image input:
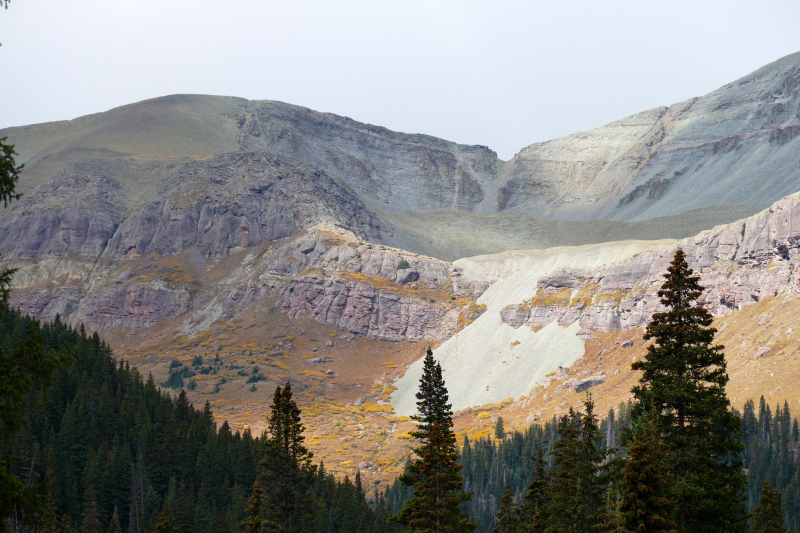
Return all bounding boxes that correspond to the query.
[502,192,800,336]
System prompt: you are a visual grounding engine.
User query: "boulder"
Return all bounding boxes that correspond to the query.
[572,377,606,393]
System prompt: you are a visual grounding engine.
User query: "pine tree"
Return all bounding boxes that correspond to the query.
[495,417,506,440]
[79,486,102,533]
[152,501,179,533]
[617,412,675,533]
[391,347,476,533]
[106,516,120,533]
[260,382,316,533]
[632,248,748,533]
[493,483,520,533]
[242,480,266,533]
[545,396,610,533]
[520,448,548,533]
[597,490,631,533]
[750,478,789,533]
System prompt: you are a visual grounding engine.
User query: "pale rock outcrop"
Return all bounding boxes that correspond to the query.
[500,192,800,337]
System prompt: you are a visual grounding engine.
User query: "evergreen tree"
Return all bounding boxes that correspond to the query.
[106,515,120,533]
[493,483,520,533]
[80,486,102,533]
[152,501,179,533]
[242,480,266,533]
[260,382,316,533]
[632,248,748,532]
[520,448,549,533]
[750,478,788,533]
[391,347,476,533]
[495,418,506,440]
[545,396,609,533]
[597,490,630,533]
[617,412,675,533]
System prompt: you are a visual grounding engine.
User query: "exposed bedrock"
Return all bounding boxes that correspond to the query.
[500,192,800,336]
[277,276,460,343]
[106,152,388,259]
[75,284,193,332]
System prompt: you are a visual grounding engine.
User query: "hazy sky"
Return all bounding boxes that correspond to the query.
[1,1,799,160]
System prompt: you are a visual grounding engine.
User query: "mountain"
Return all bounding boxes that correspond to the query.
[1,52,800,485]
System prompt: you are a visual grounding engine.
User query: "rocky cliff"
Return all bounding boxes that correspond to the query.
[498,191,800,338]
[389,191,800,413]
[3,227,487,344]
[3,52,799,249]
[499,52,800,221]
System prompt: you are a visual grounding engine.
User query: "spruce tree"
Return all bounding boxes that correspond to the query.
[597,490,631,533]
[545,396,610,533]
[495,417,506,440]
[242,480,266,533]
[750,478,788,533]
[260,381,316,533]
[152,501,179,533]
[79,486,102,533]
[520,448,549,533]
[391,347,476,533]
[632,248,748,532]
[493,483,520,533]
[617,412,675,533]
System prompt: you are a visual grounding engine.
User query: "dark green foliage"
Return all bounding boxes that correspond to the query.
[260,382,316,533]
[107,515,120,533]
[153,501,179,533]
[247,371,267,383]
[750,478,788,533]
[391,347,475,533]
[632,248,748,532]
[494,417,506,440]
[80,486,102,533]
[169,359,182,369]
[0,312,72,529]
[545,396,610,533]
[243,480,265,533]
[492,484,520,533]
[2,305,380,533]
[186,379,197,391]
[0,138,23,209]
[161,369,184,389]
[613,412,675,533]
[520,448,548,533]
[397,259,410,270]
[191,355,204,367]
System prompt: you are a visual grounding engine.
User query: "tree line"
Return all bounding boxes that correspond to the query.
[0,308,391,533]
[385,249,791,533]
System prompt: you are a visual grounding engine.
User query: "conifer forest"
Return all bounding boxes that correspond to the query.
[3,249,800,533]
[0,242,791,533]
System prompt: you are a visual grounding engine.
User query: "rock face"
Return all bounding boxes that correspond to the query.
[1,52,800,355]
[275,242,488,342]
[498,191,800,337]
[3,226,487,345]
[0,153,388,262]
[2,51,799,242]
[499,52,800,221]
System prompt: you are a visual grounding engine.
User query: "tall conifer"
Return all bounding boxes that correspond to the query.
[617,412,675,533]
[520,448,548,533]
[750,478,788,533]
[260,382,316,533]
[493,483,520,533]
[545,396,609,533]
[391,347,476,533]
[632,248,747,532]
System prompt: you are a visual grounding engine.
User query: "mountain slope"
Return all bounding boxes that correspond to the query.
[2,51,798,249]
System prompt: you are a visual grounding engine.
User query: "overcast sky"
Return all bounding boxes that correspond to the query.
[1,1,799,160]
